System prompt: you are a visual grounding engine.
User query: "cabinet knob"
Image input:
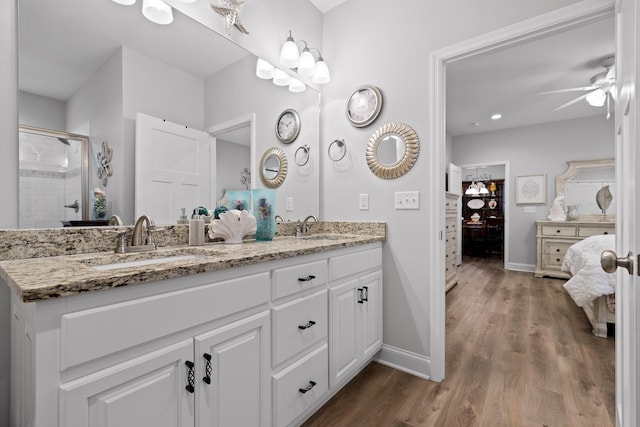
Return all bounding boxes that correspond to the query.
[203,353,212,385]
[298,320,316,330]
[298,380,317,394]
[185,361,195,393]
[298,275,316,282]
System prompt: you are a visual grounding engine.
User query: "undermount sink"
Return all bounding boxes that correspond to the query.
[82,247,215,271]
[299,234,346,241]
[92,254,206,271]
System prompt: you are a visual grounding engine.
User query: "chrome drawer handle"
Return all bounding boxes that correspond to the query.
[299,380,317,394]
[298,275,316,282]
[298,320,316,330]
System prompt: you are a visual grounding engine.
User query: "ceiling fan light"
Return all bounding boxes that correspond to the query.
[142,0,173,25]
[586,89,606,107]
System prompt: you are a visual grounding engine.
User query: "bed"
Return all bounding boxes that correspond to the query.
[561,234,616,337]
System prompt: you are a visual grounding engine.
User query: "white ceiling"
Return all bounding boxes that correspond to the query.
[308,0,349,13]
[19,0,249,101]
[446,16,615,136]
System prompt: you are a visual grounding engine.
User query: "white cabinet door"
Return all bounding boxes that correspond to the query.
[360,270,383,361]
[194,312,270,427]
[328,279,360,389]
[59,339,194,427]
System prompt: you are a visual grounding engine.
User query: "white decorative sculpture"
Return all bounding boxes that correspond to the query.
[208,209,256,243]
[548,194,567,221]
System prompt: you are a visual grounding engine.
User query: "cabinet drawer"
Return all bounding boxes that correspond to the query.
[329,247,382,282]
[542,240,572,257]
[273,344,328,427]
[542,254,566,269]
[578,226,614,237]
[272,290,327,366]
[272,260,328,300]
[445,197,458,210]
[60,272,270,370]
[541,225,577,237]
[445,217,457,231]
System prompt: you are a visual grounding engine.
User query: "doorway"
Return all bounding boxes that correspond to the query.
[429,1,615,383]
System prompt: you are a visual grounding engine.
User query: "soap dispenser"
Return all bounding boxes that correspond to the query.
[177,208,189,225]
[189,210,205,246]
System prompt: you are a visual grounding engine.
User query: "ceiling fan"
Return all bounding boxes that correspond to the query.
[539,56,616,119]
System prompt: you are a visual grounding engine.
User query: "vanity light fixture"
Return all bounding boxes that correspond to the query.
[256,58,275,79]
[272,69,291,86]
[279,30,331,84]
[288,77,306,93]
[142,0,173,24]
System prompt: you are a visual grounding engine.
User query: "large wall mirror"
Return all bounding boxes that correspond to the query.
[17,0,320,228]
[556,159,615,219]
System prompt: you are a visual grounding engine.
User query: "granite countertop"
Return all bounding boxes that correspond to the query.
[0,233,384,303]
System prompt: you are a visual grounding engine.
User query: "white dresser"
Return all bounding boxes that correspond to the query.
[535,220,614,278]
[445,192,459,291]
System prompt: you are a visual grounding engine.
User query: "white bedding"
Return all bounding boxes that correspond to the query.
[561,234,616,307]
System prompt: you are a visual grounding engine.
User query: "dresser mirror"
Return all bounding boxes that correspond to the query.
[555,159,615,219]
[16,0,320,228]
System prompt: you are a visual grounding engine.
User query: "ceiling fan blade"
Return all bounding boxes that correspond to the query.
[552,92,590,111]
[538,86,598,95]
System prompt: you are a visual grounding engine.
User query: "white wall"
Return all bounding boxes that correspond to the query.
[320,0,582,376]
[204,55,320,220]
[19,91,66,130]
[453,115,614,269]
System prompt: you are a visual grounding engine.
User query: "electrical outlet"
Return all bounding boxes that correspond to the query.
[286,197,293,211]
[395,191,420,210]
[359,194,369,210]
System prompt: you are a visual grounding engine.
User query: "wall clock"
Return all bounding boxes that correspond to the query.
[275,109,301,144]
[346,85,383,127]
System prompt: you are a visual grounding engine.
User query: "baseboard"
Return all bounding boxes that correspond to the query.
[507,262,535,273]
[375,344,431,380]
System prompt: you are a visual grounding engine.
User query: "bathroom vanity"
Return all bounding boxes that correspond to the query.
[2,226,384,427]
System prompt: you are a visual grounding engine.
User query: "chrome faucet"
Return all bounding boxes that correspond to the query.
[297,215,318,237]
[132,214,158,248]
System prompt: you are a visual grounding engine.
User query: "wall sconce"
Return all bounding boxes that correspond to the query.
[279,30,331,84]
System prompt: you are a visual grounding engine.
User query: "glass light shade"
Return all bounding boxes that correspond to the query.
[465,182,479,195]
[289,78,306,93]
[112,0,136,5]
[297,49,316,77]
[142,0,173,24]
[256,58,275,79]
[312,58,331,84]
[478,182,489,194]
[280,37,299,68]
[586,89,606,107]
[272,69,291,86]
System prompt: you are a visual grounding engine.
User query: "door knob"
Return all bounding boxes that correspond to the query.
[601,250,634,275]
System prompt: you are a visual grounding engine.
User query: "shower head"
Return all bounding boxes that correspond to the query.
[57,137,71,146]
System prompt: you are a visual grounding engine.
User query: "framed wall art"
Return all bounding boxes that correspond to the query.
[516,174,546,204]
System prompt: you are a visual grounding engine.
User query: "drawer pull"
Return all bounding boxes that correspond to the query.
[362,286,369,302]
[556,258,561,262]
[185,361,195,393]
[298,275,316,282]
[203,353,212,385]
[556,229,561,233]
[556,249,560,252]
[298,380,317,394]
[298,320,316,330]
[604,231,609,235]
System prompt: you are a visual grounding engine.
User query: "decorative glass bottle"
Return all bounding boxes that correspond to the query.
[227,190,251,212]
[252,189,276,241]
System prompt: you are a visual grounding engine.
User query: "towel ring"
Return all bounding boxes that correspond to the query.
[328,138,347,162]
[294,145,310,166]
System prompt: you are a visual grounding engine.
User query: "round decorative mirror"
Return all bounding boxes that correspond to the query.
[366,122,420,179]
[259,147,288,188]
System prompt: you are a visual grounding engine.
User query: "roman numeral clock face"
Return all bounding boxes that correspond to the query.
[275,109,301,143]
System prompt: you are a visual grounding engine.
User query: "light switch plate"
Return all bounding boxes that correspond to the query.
[359,194,369,210]
[286,197,293,211]
[524,206,536,214]
[395,191,420,210]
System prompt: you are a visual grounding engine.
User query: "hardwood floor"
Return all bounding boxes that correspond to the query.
[303,257,615,427]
